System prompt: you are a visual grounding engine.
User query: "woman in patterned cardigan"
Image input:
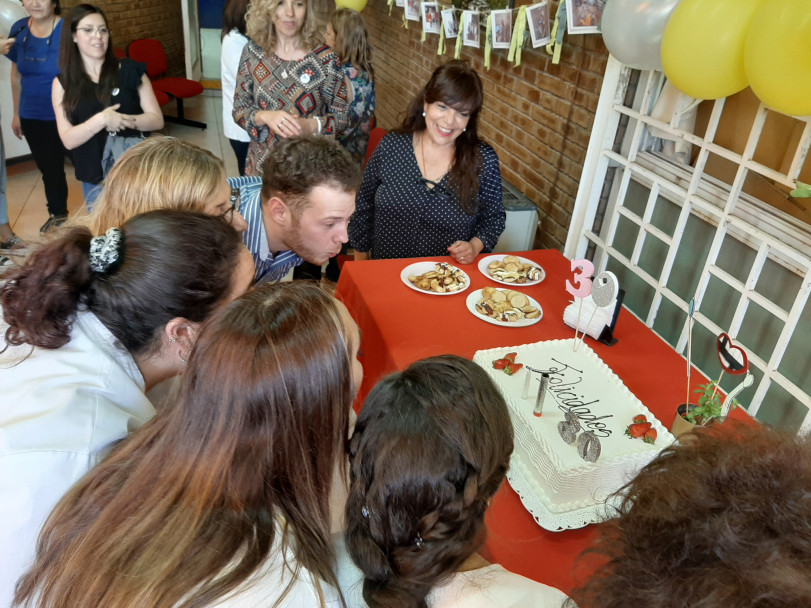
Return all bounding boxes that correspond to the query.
[233,0,349,176]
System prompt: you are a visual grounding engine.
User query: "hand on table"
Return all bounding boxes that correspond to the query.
[448,239,483,265]
[258,110,302,138]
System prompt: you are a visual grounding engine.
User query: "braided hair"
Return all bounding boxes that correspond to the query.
[345,355,514,608]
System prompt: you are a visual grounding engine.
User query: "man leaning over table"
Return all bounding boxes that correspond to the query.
[229,135,362,285]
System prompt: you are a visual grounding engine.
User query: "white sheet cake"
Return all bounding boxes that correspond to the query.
[474,339,674,513]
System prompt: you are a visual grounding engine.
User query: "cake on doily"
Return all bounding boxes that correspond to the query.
[474,339,674,514]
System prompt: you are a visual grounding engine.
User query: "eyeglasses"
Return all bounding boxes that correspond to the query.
[221,187,241,223]
[76,26,110,37]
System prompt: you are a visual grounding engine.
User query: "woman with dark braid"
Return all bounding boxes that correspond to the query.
[337,355,567,607]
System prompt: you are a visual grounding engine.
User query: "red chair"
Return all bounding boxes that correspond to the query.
[364,126,387,168]
[113,46,127,59]
[128,38,206,130]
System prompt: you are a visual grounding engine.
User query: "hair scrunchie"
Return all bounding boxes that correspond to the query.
[89,227,123,273]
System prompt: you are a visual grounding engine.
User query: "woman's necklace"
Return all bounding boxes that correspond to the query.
[420,133,451,185]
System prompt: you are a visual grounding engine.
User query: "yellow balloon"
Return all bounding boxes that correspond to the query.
[745,0,811,116]
[335,0,368,11]
[662,0,766,99]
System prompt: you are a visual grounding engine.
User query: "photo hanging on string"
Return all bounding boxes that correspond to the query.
[526,1,551,48]
[566,0,605,34]
[395,0,404,7]
[462,11,480,48]
[405,0,420,22]
[490,9,513,49]
[422,2,441,34]
[442,8,459,38]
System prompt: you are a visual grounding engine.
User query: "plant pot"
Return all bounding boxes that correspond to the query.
[670,403,709,440]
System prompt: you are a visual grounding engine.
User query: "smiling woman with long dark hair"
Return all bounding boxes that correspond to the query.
[348,60,505,263]
[52,3,163,209]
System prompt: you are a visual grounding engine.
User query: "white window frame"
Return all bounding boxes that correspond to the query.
[566,57,811,434]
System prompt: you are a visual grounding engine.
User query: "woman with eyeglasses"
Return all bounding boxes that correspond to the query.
[348,60,505,262]
[76,135,248,235]
[7,0,68,233]
[51,4,163,210]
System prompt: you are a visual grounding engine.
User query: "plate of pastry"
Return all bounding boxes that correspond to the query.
[401,261,470,295]
[466,287,543,326]
[478,255,545,285]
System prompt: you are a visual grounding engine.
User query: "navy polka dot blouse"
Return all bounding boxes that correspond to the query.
[349,132,506,259]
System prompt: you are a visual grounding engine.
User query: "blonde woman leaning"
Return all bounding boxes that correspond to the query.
[82,135,248,234]
[233,0,349,176]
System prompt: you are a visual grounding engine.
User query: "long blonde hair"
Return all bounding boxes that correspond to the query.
[246,0,323,54]
[329,8,374,80]
[14,282,356,608]
[85,136,225,235]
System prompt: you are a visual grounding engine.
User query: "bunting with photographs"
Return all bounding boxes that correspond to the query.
[388,0,593,68]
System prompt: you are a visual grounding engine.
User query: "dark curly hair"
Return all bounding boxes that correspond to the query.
[567,422,811,608]
[345,355,514,608]
[260,135,362,219]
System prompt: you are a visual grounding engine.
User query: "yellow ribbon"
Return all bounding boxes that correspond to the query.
[388,0,394,16]
[454,11,466,59]
[546,0,567,65]
[484,13,493,70]
[508,6,527,67]
[438,15,446,55]
[403,6,408,30]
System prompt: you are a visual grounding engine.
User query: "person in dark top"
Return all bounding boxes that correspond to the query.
[51,4,163,210]
[349,60,505,262]
[7,0,68,232]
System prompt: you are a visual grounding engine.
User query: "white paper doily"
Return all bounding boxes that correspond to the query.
[506,456,621,531]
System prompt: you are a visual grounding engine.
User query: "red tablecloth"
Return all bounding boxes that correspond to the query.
[336,250,745,594]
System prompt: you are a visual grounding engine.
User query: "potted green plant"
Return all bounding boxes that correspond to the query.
[670,381,739,439]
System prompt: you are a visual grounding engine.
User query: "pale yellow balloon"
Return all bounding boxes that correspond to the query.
[745,0,811,116]
[662,0,766,99]
[335,0,368,11]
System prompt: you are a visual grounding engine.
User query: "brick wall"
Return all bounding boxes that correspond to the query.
[362,1,607,251]
[61,0,186,77]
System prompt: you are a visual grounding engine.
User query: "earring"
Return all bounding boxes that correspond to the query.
[179,351,187,366]
[169,337,176,343]
[422,111,426,117]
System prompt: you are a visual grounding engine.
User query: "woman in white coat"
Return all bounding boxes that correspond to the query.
[0,209,254,607]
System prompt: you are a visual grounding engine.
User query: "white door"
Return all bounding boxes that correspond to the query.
[181,0,202,80]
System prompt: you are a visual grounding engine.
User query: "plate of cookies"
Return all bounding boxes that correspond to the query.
[478,255,545,285]
[466,287,543,326]
[401,261,471,295]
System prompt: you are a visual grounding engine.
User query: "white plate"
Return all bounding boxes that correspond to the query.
[478,254,546,285]
[400,261,471,296]
[466,289,543,326]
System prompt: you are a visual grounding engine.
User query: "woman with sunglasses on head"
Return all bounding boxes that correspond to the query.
[337,355,567,607]
[348,60,505,263]
[77,135,248,235]
[51,4,163,210]
[14,282,362,608]
[7,0,68,232]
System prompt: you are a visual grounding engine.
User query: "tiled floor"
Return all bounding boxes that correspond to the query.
[5,89,236,245]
